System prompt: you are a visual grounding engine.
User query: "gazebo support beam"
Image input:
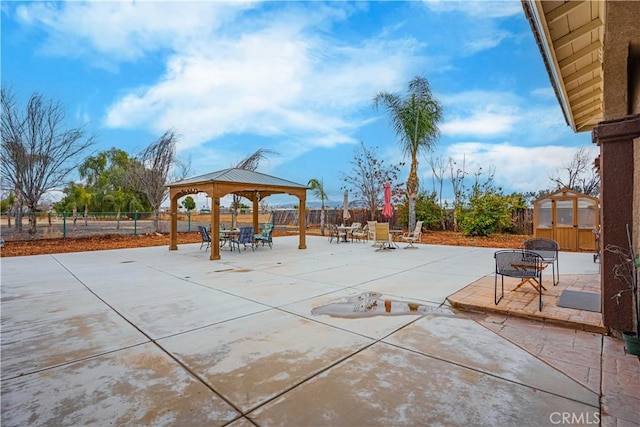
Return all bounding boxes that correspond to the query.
[211,195,220,260]
[169,196,178,250]
[298,192,307,249]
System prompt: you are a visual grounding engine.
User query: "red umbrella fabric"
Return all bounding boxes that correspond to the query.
[382,183,393,219]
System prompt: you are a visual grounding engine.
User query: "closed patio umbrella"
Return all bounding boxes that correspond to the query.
[382,183,393,219]
[343,190,351,223]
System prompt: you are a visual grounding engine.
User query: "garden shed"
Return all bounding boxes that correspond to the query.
[533,188,599,251]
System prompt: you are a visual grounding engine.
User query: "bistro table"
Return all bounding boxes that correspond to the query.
[510,261,548,292]
[389,229,403,249]
[337,225,355,242]
[219,228,240,249]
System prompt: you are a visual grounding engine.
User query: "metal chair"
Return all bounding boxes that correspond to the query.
[522,238,559,285]
[494,250,545,311]
[230,226,255,252]
[254,223,274,248]
[197,226,211,250]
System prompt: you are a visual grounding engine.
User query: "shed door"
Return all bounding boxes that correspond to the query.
[553,199,577,250]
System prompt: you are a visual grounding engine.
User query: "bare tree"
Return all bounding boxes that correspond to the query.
[549,146,600,196]
[341,142,403,220]
[1,88,95,238]
[429,154,447,230]
[128,130,189,232]
[449,155,467,232]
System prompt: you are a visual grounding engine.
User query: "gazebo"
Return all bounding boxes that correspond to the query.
[166,168,308,260]
[533,188,600,251]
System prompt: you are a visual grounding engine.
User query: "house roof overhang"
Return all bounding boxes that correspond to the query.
[522,0,605,133]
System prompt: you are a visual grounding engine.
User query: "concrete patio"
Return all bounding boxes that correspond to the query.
[1,236,638,426]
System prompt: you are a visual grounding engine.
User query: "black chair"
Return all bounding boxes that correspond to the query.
[523,238,559,285]
[494,250,545,311]
[231,226,255,252]
[197,226,211,250]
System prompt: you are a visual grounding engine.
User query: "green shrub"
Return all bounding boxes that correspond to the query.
[458,183,513,237]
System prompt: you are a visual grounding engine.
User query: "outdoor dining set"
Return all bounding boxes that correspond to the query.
[493,237,560,312]
[328,220,423,250]
[197,223,274,253]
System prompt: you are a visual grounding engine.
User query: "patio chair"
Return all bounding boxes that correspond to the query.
[352,224,368,243]
[230,226,255,252]
[401,220,423,249]
[494,250,545,311]
[374,222,392,250]
[254,223,274,248]
[367,221,377,245]
[328,224,346,244]
[197,226,211,250]
[522,238,559,285]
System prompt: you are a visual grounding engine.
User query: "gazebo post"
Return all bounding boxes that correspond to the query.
[252,197,259,233]
[169,195,178,250]
[298,191,307,249]
[211,196,221,260]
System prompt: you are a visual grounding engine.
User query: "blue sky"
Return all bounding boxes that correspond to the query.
[2,0,595,209]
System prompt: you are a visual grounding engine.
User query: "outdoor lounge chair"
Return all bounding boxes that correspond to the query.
[401,220,423,249]
[230,226,255,252]
[197,225,211,250]
[352,224,368,243]
[254,223,274,248]
[367,221,377,243]
[374,222,392,250]
[494,249,545,311]
[523,238,559,285]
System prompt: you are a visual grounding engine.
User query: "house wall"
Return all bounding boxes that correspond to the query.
[602,2,640,119]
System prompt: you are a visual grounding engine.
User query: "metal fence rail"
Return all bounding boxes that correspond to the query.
[0,208,532,242]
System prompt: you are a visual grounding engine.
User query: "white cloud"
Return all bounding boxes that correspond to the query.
[100,8,424,153]
[441,142,599,193]
[423,0,523,19]
[15,1,250,64]
[15,1,427,157]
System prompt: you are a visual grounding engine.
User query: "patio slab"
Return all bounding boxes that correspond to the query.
[0,343,240,427]
[1,236,637,426]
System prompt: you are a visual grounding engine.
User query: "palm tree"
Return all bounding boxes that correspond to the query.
[308,178,328,236]
[373,75,442,231]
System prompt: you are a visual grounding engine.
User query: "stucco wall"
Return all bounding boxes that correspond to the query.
[603,2,640,119]
[635,136,640,258]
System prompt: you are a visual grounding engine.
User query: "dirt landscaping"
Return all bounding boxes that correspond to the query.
[0,228,531,257]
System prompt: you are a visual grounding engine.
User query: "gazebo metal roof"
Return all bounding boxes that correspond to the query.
[170,168,308,189]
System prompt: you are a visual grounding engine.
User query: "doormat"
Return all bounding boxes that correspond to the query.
[557,290,601,313]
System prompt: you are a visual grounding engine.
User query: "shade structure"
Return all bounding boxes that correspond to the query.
[382,183,393,219]
[343,190,351,221]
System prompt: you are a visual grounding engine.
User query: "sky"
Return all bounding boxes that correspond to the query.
[1,0,596,209]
